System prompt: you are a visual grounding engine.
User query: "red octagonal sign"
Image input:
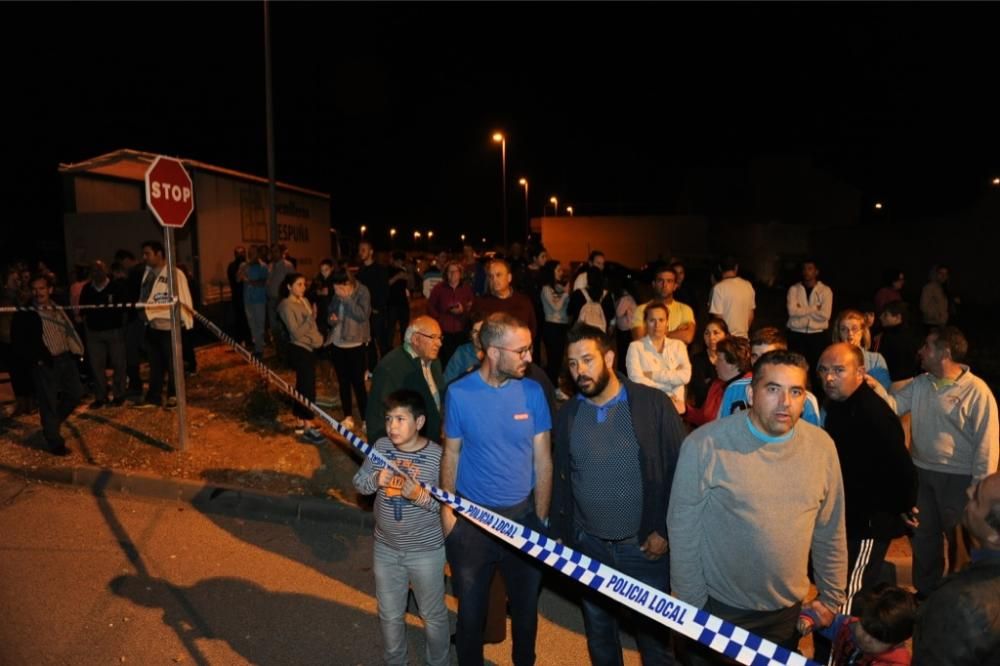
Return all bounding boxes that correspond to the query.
[145,156,194,228]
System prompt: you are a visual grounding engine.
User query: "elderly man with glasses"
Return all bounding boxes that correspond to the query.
[366,315,446,443]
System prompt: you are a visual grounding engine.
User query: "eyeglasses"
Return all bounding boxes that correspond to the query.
[414,330,444,342]
[495,344,533,358]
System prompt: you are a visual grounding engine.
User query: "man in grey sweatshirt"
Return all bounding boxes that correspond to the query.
[668,350,847,665]
[893,326,999,599]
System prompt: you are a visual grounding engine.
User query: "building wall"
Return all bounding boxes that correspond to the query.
[74,177,142,213]
[193,172,331,304]
[539,216,711,269]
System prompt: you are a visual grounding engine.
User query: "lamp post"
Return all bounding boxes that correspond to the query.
[461,233,466,244]
[518,177,529,242]
[566,205,574,216]
[492,132,507,249]
[389,228,397,249]
[549,196,558,216]
[360,224,367,238]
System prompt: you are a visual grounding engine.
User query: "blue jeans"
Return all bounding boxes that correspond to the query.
[244,302,267,355]
[445,509,545,666]
[575,529,674,666]
[373,541,450,666]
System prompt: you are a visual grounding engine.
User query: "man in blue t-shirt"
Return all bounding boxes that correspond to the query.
[441,312,552,666]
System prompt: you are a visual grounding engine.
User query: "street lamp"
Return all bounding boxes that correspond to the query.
[360,224,367,238]
[874,202,883,210]
[518,177,529,242]
[566,205,574,216]
[993,177,1000,186]
[461,233,466,243]
[549,196,558,216]
[492,132,508,249]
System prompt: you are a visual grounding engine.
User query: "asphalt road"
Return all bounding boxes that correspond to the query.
[0,472,644,665]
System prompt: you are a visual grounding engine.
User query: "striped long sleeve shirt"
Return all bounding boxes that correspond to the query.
[353,437,444,552]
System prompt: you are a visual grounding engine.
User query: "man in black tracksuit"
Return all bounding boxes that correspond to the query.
[819,342,916,611]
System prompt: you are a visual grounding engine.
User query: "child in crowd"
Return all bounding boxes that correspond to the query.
[799,584,915,665]
[352,390,449,666]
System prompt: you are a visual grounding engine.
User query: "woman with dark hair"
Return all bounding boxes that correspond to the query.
[687,316,730,409]
[427,260,474,367]
[278,273,325,443]
[539,260,570,383]
[873,268,904,316]
[684,336,752,428]
[324,268,372,426]
[611,276,638,373]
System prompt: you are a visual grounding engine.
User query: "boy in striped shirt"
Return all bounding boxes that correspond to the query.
[353,389,449,666]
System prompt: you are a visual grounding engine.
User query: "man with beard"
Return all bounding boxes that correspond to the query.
[441,312,552,666]
[551,324,686,665]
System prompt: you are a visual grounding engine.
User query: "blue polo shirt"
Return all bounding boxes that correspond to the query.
[444,370,551,507]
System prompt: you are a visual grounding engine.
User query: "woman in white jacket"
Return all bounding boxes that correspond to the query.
[626,302,691,414]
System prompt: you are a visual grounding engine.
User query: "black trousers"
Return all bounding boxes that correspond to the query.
[679,598,801,666]
[144,327,175,403]
[330,344,368,418]
[32,354,83,449]
[286,344,317,421]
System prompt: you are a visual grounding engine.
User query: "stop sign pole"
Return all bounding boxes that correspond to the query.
[144,156,193,451]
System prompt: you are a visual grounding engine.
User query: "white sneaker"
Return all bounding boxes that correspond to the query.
[302,427,325,444]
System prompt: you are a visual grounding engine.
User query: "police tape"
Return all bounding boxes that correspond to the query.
[185,303,818,666]
[0,300,176,313]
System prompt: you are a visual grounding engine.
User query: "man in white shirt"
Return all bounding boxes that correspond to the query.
[786,259,833,376]
[708,256,755,339]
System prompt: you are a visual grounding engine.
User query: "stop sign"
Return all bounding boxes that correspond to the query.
[145,156,194,228]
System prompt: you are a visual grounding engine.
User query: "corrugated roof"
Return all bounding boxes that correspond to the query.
[58,148,330,199]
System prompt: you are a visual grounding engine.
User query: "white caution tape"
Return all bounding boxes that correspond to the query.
[186,304,818,666]
[0,300,176,313]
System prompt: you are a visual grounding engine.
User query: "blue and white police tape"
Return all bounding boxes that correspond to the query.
[0,300,175,313]
[186,304,819,666]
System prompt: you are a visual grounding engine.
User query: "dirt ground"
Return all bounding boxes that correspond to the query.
[0,342,370,506]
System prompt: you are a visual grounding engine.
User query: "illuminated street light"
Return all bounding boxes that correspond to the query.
[993,177,1000,186]
[518,178,529,242]
[549,196,558,216]
[461,233,466,243]
[428,230,434,240]
[390,228,397,239]
[492,132,508,249]
[874,202,883,210]
[566,205,574,216]
[360,224,367,237]
[414,231,422,241]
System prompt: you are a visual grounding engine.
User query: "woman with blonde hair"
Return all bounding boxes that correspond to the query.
[832,309,891,390]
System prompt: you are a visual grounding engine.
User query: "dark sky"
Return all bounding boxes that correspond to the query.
[5,3,999,262]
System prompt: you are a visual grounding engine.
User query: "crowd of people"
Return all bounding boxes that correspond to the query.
[2,238,998,665]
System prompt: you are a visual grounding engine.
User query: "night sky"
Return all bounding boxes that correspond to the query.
[5,3,999,266]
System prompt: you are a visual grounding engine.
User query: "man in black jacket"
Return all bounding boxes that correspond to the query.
[551,324,686,666]
[80,261,128,408]
[818,343,916,612]
[11,274,84,455]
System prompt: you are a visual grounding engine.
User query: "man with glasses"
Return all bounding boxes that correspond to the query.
[441,312,552,666]
[366,316,445,443]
